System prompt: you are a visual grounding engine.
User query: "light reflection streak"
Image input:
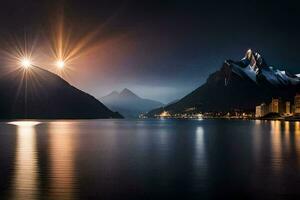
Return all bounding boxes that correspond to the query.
[255,120,261,125]
[9,121,41,127]
[9,121,40,200]
[270,120,282,173]
[284,122,291,153]
[293,122,300,168]
[48,121,77,199]
[253,120,263,161]
[193,127,207,188]
[295,122,300,135]
[155,128,170,165]
[195,127,205,163]
[254,121,300,178]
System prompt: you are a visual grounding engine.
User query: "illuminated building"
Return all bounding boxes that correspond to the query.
[255,103,268,117]
[269,98,279,113]
[295,94,300,114]
[255,106,262,118]
[261,103,268,116]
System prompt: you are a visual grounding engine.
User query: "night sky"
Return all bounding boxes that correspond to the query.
[0,0,299,103]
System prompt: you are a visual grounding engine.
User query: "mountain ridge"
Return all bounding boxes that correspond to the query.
[100,88,164,118]
[0,65,123,119]
[147,49,300,117]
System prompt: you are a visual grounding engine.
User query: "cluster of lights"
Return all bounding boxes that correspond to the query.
[18,57,66,70]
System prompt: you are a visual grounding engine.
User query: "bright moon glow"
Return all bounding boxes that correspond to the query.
[56,60,65,69]
[20,58,32,68]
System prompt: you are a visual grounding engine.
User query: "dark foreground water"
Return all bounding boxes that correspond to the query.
[0,119,300,199]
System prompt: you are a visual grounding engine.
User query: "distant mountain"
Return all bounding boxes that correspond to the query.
[0,66,122,119]
[100,88,164,118]
[147,49,300,116]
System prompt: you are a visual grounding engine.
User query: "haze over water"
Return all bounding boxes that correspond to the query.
[1,119,300,199]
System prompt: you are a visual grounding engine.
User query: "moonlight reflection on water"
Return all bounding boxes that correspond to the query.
[1,119,300,199]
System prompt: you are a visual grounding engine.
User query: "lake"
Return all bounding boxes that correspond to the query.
[0,119,300,199]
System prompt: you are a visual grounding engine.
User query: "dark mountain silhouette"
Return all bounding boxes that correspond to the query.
[147,49,300,116]
[166,99,179,106]
[100,88,164,118]
[0,66,122,119]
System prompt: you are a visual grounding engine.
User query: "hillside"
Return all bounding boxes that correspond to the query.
[0,65,122,119]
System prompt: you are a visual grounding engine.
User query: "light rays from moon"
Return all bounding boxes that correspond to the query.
[0,10,127,84]
[46,14,107,78]
[0,34,39,76]
[0,6,130,119]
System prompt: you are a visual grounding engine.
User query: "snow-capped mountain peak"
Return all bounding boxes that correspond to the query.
[244,49,253,60]
[225,49,300,86]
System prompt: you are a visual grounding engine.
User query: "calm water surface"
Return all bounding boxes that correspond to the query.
[0,119,300,199]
